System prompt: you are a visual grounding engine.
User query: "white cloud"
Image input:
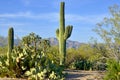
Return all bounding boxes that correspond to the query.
[0,22,26,26]
[0,12,31,18]
[0,11,110,24]
[65,14,110,24]
[0,12,59,21]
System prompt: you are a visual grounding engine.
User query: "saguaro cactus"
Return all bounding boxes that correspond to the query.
[8,27,14,65]
[56,2,73,65]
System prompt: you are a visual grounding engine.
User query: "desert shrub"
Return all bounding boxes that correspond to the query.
[46,46,60,65]
[65,48,79,69]
[74,59,92,70]
[92,56,107,70]
[65,44,104,70]
[0,33,65,79]
[0,46,7,56]
[65,47,93,70]
[104,59,120,80]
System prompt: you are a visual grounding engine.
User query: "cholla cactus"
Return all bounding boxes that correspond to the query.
[56,2,73,65]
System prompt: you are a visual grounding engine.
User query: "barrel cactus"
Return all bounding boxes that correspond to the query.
[56,2,73,65]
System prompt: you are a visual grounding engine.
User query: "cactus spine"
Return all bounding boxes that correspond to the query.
[56,2,73,65]
[8,27,14,65]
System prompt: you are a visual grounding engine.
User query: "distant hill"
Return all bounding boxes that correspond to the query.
[0,36,83,49]
[48,37,83,49]
[0,35,21,46]
[0,36,7,46]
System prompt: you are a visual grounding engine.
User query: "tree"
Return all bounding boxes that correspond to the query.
[94,5,120,61]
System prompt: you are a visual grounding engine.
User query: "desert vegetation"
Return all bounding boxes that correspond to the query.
[0,2,120,80]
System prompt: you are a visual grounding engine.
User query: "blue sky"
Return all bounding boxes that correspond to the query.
[0,0,120,42]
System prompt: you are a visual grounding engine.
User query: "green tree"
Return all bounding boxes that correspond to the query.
[94,5,120,79]
[94,5,120,61]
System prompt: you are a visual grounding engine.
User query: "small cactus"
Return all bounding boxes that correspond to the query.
[56,2,73,65]
[8,27,14,66]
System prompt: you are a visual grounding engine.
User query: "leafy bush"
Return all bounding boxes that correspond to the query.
[65,44,106,70]
[65,48,92,70]
[74,59,92,70]
[65,48,79,69]
[104,59,120,80]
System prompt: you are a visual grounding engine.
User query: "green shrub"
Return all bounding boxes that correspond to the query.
[74,59,92,70]
[104,59,120,80]
[65,48,80,69]
[47,46,60,65]
[0,46,7,56]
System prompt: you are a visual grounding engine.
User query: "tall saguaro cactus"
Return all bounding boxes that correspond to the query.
[56,2,73,65]
[8,27,14,65]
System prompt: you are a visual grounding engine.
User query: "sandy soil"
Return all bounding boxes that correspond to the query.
[65,70,105,80]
